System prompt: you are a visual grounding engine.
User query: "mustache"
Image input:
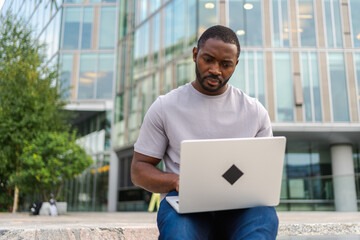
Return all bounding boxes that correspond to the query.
[203,75,221,81]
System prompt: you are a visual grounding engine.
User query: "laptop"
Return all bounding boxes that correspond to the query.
[166,136,286,214]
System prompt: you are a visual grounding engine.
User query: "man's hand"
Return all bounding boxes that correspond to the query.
[131,151,179,193]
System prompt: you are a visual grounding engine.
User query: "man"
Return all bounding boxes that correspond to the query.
[131,25,278,239]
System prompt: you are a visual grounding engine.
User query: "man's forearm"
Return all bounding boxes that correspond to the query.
[131,161,179,193]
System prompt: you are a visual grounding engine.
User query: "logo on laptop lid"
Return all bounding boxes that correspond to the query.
[222,164,244,185]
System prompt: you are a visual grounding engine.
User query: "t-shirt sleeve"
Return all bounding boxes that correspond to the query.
[255,100,273,138]
[134,97,168,159]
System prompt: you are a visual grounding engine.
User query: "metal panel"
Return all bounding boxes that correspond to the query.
[263,0,272,47]
[318,52,331,122]
[265,51,276,121]
[345,52,359,121]
[314,0,326,47]
[341,0,352,48]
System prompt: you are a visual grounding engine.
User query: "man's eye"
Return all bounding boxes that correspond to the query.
[204,58,212,62]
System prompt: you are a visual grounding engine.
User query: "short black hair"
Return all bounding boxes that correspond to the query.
[197,25,241,58]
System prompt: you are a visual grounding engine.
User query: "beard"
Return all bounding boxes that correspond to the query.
[195,64,230,93]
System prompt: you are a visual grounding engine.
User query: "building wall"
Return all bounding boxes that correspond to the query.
[113,0,360,211]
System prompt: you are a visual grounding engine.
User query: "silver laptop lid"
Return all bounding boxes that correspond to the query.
[178,137,286,213]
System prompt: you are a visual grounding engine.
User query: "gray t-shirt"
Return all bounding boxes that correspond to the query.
[134,82,272,176]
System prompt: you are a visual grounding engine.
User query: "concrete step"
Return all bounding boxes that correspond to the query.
[0,212,359,239]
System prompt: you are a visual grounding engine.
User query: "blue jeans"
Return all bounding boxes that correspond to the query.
[157,191,278,240]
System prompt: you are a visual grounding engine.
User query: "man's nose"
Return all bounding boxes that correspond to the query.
[209,62,221,75]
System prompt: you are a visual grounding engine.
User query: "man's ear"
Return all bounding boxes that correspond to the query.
[192,47,198,62]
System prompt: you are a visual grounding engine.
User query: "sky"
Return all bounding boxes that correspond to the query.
[0,0,4,11]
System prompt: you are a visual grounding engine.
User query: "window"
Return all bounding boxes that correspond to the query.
[186,0,197,48]
[96,53,114,99]
[323,0,343,48]
[151,13,160,68]
[140,76,153,121]
[128,85,139,142]
[62,7,81,49]
[132,22,149,79]
[328,52,350,122]
[176,56,195,87]
[349,0,360,47]
[165,2,174,62]
[150,0,161,14]
[78,54,97,99]
[354,53,360,118]
[199,0,218,32]
[298,0,317,46]
[283,142,333,202]
[274,52,294,121]
[229,0,263,46]
[301,52,322,122]
[99,7,116,49]
[114,94,125,148]
[60,54,73,99]
[81,7,94,49]
[272,0,290,47]
[231,51,266,106]
[173,0,185,57]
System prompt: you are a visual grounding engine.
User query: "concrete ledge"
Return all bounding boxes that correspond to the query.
[1,212,360,239]
[2,223,360,239]
[278,223,360,237]
[0,227,158,240]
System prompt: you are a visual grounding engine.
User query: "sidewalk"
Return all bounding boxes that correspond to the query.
[0,211,360,239]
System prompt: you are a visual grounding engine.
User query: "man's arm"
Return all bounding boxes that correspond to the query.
[131,151,179,193]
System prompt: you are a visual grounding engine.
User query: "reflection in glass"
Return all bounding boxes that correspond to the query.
[229,0,263,46]
[139,0,147,23]
[199,0,218,34]
[152,13,160,68]
[99,7,116,49]
[349,0,360,48]
[128,85,139,143]
[163,66,173,94]
[53,10,61,56]
[274,52,294,121]
[165,2,174,62]
[141,76,153,122]
[173,0,185,58]
[81,7,94,49]
[323,0,343,48]
[114,94,125,148]
[78,54,97,99]
[282,142,333,201]
[354,53,360,117]
[231,51,266,106]
[272,0,290,47]
[176,56,194,87]
[97,53,114,99]
[187,0,197,48]
[298,0,317,46]
[328,52,350,122]
[132,22,149,79]
[62,7,81,49]
[150,0,161,14]
[301,52,322,122]
[152,72,161,101]
[60,54,73,99]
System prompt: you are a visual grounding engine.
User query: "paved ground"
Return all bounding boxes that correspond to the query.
[0,211,360,239]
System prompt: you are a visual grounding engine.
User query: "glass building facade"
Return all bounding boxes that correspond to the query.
[111,0,360,212]
[2,0,360,212]
[1,0,115,211]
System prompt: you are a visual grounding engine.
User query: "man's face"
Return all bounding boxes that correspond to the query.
[192,38,239,96]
